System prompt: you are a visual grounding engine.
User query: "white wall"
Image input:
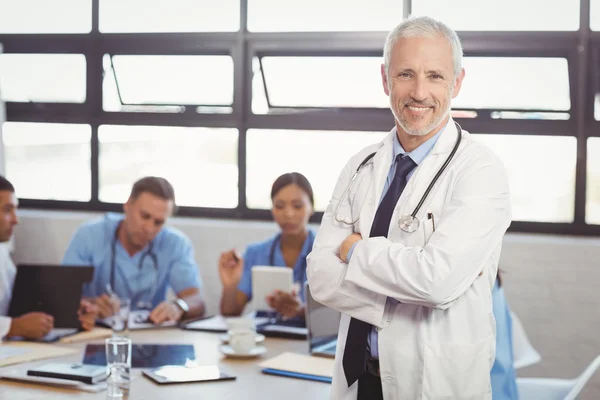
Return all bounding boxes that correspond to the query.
[12,209,600,398]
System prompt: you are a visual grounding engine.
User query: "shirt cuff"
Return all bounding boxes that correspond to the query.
[0,316,12,339]
[346,241,360,262]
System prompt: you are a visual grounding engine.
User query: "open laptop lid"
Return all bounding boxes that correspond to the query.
[8,264,93,328]
[304,282,340,353]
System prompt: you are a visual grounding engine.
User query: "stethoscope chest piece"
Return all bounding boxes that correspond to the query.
[398,214,419,233]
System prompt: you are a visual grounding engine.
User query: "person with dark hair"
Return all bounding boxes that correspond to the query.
[219,172,315,318]
[0,175,98,339]
[63,176,205,324]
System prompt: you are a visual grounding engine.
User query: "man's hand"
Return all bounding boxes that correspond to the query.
[339,233,363,262]
[78,299,99,331]
[7,312,54,339]
[93,294,119,318]
[266,290,303,318]
[149,301,184,324]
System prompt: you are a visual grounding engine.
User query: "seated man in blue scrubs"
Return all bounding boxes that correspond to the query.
[219,172,315,318]
[63,176,205,324]
[491,273,519,399]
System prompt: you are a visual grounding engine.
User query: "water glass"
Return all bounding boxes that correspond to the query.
[111,298,131,338]
[105,336,132,399]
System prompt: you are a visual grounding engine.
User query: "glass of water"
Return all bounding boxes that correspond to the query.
[105,336,132,399]
[111,298,131,338]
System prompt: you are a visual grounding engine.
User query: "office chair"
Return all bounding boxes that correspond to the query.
[511,311,542,369]
[517,355,600,400]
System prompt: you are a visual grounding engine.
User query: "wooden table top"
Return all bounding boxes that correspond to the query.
[0,328,331,399]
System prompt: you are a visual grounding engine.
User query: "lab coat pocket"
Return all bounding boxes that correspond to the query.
[422,339,491,400]
[422,214,435,244]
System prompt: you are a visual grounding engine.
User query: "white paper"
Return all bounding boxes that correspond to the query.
[0,346,29,361]
[99,310,177,331]
[184,315,228,331]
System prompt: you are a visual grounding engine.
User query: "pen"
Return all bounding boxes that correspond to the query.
[427,213,436,232]
[105,283,118,300]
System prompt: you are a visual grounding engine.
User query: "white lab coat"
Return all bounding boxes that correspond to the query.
[307,119,511,400]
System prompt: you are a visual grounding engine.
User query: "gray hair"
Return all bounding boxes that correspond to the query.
[383,16,463,78]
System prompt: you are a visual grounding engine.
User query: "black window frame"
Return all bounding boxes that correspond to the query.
[0,0,599,235]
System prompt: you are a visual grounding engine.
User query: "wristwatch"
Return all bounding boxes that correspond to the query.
[173,298,190,314]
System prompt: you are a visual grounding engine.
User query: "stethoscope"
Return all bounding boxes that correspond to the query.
[334,122,463,233]
[110,222,160,310]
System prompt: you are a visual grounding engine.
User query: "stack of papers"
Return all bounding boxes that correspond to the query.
[0,343,77,368]
[259,352,334,383]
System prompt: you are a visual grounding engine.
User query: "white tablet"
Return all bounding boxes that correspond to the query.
[251,266,294,312]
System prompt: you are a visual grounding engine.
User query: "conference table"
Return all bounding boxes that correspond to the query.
[0,328,331,399]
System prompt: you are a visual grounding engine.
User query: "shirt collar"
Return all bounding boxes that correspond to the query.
[392,119,448,165]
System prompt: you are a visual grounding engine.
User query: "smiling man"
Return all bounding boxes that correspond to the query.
[307,16,512,399]
[62,176,205,324]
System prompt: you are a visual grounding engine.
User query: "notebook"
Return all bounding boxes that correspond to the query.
[259,352,334,383]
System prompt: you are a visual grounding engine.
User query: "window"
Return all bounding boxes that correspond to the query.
[2,122,91,201]
[98,125,238,208]
[586,138,600,224]
[99,0,240,33]
[412,0,580,31]
[246,129,387,211]
[473,134,576,223]
[592,0,600,30]
[455,58,571,112]
[248,0,404,32]
[103,55,233,113]
[255,56,387,111]
[0,0,91,33]
[0,54,86,103]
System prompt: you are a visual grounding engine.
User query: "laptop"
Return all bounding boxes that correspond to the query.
[304,282,341,358]
[8,264,94,342]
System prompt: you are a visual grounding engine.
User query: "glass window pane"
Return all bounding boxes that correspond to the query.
[248,0,404,32]
[0,0,91,33]
[99,125,238,208]
[0,54,86,103]
[586,138,600,224]
[247,129,387,211]
[592,0,600,30]
[259,57,387,109]
[2,122,91,201]
[412,0,579,31]
[100,0,239,32]
[455,58,570,111]
[102,55,233,112]
[473,134,576,223]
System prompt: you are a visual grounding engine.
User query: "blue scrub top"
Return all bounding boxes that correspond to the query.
[491,280,519,400]
[62,213,202,310]
[237,229,315,304]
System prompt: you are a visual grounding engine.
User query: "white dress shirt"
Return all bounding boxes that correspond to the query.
[0,242,16,337]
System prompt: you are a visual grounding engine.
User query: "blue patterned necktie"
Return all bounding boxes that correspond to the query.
[342,154,417,386]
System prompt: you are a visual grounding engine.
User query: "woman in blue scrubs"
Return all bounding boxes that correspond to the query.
[219,172,315,318]
[491,273,519,399]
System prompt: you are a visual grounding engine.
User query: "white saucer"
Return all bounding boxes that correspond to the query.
[219,344,267,359]
[219,333,265,344]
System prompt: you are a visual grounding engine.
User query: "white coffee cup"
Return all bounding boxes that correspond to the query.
[227,317,254,332]
[229,330,256,354]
